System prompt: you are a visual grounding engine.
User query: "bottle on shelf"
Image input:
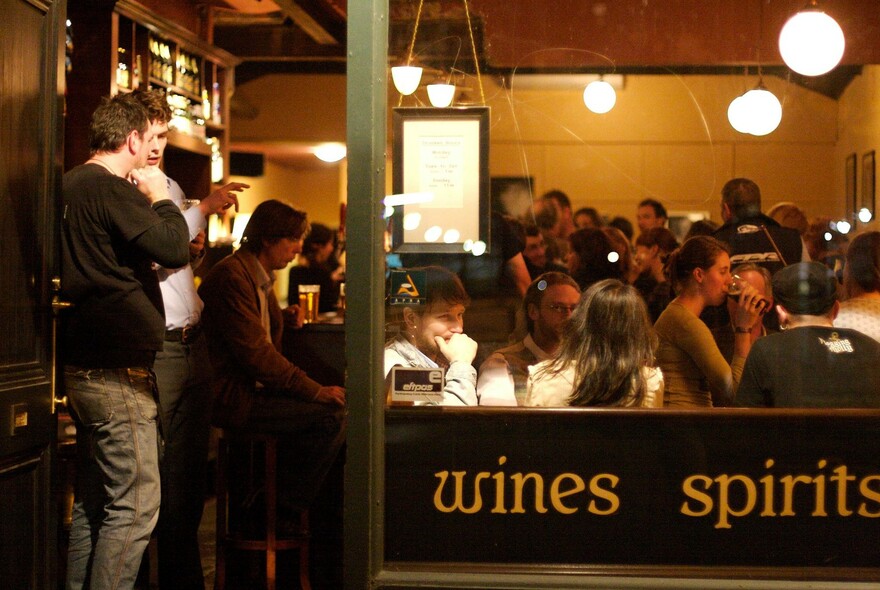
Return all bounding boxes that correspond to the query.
[212,82,222,124]
[116,47,129,89]
[132,54,141,90]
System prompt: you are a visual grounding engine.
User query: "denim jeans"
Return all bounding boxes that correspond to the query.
[153,334,213,590]
[65,366,161,590]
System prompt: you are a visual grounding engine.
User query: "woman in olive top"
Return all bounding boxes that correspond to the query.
[654,236,763,408]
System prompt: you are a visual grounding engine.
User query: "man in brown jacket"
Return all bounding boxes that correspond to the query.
[199,200,346,518]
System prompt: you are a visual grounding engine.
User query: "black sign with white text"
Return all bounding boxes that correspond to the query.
[385,408,880,574]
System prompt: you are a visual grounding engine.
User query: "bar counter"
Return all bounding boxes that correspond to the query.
[282,312,346,387]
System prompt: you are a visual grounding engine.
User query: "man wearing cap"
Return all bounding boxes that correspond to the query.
[737,262,880,408]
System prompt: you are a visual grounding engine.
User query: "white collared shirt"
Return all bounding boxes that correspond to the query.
[156,177,206,330]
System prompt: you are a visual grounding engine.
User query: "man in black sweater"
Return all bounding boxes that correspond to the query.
[61,92,189,590]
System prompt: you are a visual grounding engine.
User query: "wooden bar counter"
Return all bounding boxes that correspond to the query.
[282,313,346,387]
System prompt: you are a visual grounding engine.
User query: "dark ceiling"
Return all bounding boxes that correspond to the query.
[208,0,880,98]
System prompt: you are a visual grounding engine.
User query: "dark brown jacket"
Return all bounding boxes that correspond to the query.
[199,250,321,428]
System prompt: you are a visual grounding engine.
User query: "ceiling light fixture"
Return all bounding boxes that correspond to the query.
[779,1,845,76]
[727,82,782,136]
[314,143,347,163]
[391,0,425,96]
[391,0,485,107]
[729,4,782,137]
[391,66,423,96]
[427,82,456,107]
[583,78,617,114]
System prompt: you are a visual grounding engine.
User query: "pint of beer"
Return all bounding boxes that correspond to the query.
[298,284,320,323]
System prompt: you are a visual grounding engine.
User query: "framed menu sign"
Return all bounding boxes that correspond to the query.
[390,107,490,253]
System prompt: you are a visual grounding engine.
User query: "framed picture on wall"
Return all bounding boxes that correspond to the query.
[390,107,490,253]
[846,153,857,220]
[862,150,875,217]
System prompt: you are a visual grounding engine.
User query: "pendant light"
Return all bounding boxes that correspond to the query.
[427,82,456,107]
[779,1,845,76]
[391,66,423,96]
[583,78,616,114]
[728,4,782,137]
[391,0,425,96]
[727,80,782,137]
[391,0,485,107]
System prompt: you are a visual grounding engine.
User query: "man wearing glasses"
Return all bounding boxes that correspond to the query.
[477,273,580,405]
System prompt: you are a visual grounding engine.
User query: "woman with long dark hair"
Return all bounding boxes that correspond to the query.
[525,279,664,407]
[567,227,624,290]
[654,236,763,407]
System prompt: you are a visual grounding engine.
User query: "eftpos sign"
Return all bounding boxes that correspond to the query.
[390,367,444,404]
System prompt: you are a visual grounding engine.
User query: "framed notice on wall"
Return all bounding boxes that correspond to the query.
[862,150,876,216]
[846,153,857,220]
[390,107,490,253]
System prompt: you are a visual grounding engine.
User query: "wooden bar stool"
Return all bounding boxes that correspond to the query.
[215,430,311,590]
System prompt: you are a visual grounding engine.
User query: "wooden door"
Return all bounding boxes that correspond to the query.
[0,0,66,588]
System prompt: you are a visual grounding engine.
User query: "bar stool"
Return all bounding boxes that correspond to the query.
[215,430,311,590]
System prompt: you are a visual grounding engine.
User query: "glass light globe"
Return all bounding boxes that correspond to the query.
[859,208,873,223]
[836,220,851,234]
[779,10,845,76]
[741,88,782,136]
[583,80,616,114]
[314,143,346,163]
[727,95,752,134]
[391,66,423,95]
[427,83,455,107]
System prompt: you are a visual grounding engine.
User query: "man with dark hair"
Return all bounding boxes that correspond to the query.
[199,199,346,524]
[637,198,668,233]
[608,216,634,241]
[61,92,190,589]
[289,222,342,313]
[533,189,576,266]
[712,177,804,275]
[574,206,604,230]
[521,224,567,279]
[132,88,248,590]
[737,262,880,407]
[477,272,581,405]
[537,189,577,239]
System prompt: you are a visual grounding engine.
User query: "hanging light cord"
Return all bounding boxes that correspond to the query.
[462,0,486,105]
[399,0,485,107]
[398,0,425,107]
[404,0,425,67]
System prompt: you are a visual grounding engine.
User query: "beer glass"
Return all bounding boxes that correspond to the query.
[298,284,320,323]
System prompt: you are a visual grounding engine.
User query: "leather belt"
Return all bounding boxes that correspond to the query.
[165,324,201,345]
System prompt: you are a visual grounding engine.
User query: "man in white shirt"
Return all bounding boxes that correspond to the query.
[477,272,580,405]
[134,89,249,590]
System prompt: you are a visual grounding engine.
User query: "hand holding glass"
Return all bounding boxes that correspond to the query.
[728,274,771,314]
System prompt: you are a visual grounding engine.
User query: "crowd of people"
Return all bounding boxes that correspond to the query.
[384,182,880,412]
[59,89,880,589]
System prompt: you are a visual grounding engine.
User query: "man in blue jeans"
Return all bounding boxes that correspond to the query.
[60,93,189,589]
